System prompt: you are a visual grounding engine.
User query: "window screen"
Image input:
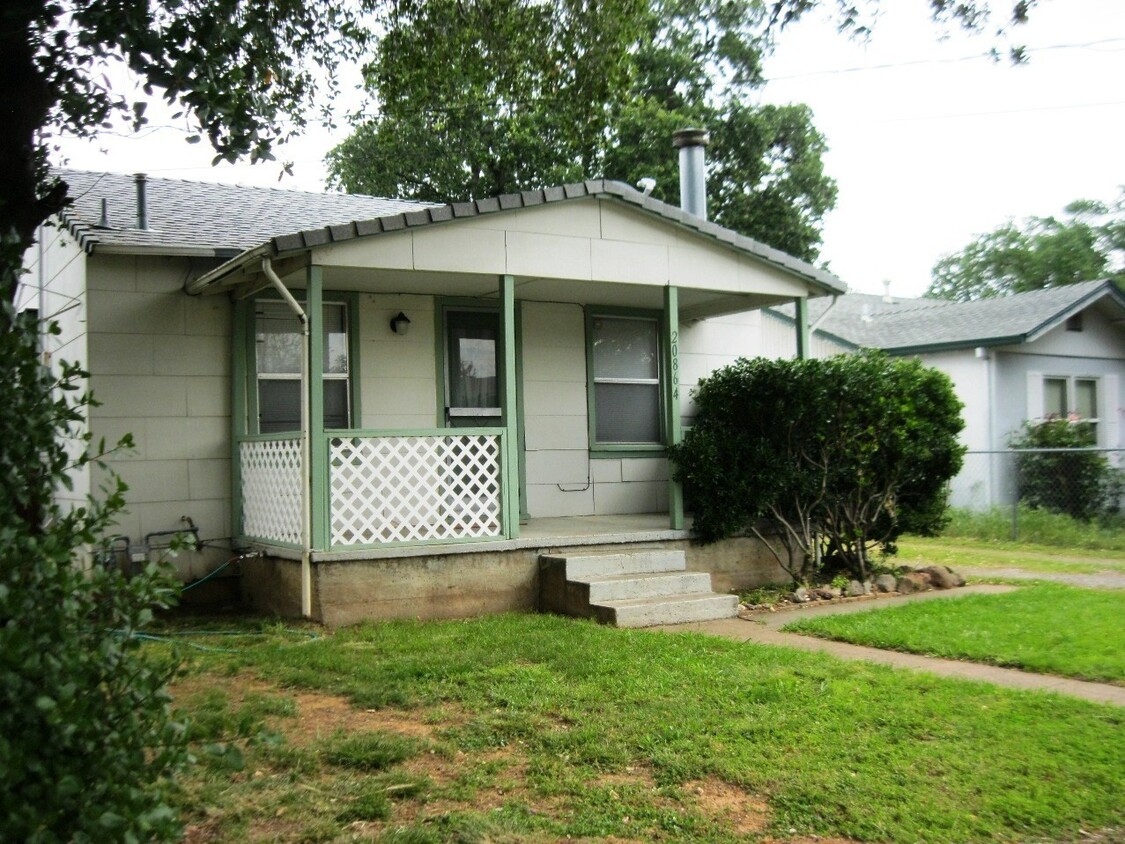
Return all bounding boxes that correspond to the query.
[591,315,661,445]
[256,301,350,433]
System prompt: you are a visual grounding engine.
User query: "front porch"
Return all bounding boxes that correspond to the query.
[187,181,838,621]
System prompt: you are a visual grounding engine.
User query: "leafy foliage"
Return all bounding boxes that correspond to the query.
[327,0,837,261]
[0,303,186,842]
[670,352,965,581]
[1010,418,1122,522]
[926,190,1125,301]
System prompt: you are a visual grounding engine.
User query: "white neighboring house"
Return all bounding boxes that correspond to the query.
[18,163,837,624]
[764,280,1125,509]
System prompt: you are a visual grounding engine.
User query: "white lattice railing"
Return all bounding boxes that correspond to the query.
[329,432,503,546]
[240,437,303,546]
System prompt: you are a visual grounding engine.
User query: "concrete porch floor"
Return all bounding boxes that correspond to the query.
[308,513,689,562]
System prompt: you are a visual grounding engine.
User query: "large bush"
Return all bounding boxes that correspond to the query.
[670,352,965,582]
[1010,418,1121,522]
[0,303,186,841]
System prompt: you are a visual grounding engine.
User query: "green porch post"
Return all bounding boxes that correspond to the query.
[501,274,520,538]
[230,297,250,540]
[663,286,684,530]
[307,266,327,551]
[795,297,811,360]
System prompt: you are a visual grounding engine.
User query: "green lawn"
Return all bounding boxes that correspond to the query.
[165,613,1124,843]
[782,584,1125,685]
[896,535,1125,575]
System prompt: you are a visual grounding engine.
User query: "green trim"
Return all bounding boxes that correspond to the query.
[589,447,667,459]
[343,291,362,425]
[324,426,505,438]
[238,536,304,552]
[307,266,327,551]
[585,306,665,452]
[514,301,529,522]
[795,297,811,360]
[663,286,684,530]
[325,533,507,553]
[231,298,250,539]
[500,275,520,539]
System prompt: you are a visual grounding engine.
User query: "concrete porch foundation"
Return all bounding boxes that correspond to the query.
[241,516,792,627]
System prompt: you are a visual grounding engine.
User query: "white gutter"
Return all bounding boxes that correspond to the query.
[261,257,313,619]
[810,295,840,333]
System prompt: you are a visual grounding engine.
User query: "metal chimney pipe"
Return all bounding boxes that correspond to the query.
[134,173,148,230]
[672,128,709,220]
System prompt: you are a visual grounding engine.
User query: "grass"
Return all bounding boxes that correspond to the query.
[895,534,1125,576]
[939,505,1125,552]
[782,584,1125,685]
[163,613,1125,843]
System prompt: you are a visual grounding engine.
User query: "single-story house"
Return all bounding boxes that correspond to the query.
[765,281,1125,508]
[20,140,844,625]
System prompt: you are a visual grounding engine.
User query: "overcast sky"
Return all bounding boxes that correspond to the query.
[53,0,1125,299]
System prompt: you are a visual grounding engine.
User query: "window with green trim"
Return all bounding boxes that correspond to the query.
[255,300,351,433]
[590,314,662,445]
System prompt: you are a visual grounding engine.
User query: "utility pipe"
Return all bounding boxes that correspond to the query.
[261,257,313,618]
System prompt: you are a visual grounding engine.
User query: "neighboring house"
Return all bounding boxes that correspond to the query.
[765,281,1125,508]
[20,154,842,625]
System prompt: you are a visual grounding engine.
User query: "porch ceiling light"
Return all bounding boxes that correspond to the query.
[390,311,411,335]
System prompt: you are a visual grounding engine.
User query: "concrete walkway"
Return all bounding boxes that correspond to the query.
[654,584,1125,707]
[958,566,1125,590]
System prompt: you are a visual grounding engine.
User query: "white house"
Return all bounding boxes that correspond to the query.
[21,148,843,625]
[765,281,1125,509]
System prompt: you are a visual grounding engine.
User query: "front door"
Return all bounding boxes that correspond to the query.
[443,308,503,428]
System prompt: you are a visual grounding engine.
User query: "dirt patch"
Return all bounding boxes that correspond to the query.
[682,776,770,835]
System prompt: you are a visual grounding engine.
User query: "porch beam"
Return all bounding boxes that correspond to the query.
[307,266,328,557]
[663,286,684,530]
[795,296,811,360]
[230,297,250,541]
[500,274,520,539]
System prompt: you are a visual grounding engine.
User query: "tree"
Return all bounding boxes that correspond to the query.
[0,309,187,841]
[670,353,965,582]
[328,0,838,261]
[926,190,1125,301]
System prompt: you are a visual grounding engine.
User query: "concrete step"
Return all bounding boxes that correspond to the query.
[593,592,741,628]
[582,570,716,603]
[544,549,686,580]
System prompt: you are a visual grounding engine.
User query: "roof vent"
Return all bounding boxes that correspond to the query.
[882,279,894,304]
[134,173,149,230]
[97,197,110,228]
[672,128,709,220]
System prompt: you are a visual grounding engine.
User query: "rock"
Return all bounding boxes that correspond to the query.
[874,574,898,593]
[845,580,866,598]
[790,587,810,603]
[921,565,965,589]
[811,587,839,601]
[896,572,932,594]
[863,580,873,595]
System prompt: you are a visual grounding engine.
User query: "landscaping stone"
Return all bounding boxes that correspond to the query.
[845,580,866,598]
[921,565,965,589]
[790,587,810,603]
[874,574,898,593]
[896,572,932,594]
[811,587,839,601]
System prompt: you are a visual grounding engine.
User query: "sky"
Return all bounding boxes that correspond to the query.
[52,0,1125,299]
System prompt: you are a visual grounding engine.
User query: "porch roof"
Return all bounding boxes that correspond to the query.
[186,179,844,317]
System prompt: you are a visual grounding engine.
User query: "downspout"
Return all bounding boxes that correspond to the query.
[261,257,313,619]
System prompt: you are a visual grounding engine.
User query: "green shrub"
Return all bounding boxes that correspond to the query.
[670,352,965,581]
[1009,418,1121,521]
[0,305,186,841]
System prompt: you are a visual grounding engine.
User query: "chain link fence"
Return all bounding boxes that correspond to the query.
[951,448,1123,540]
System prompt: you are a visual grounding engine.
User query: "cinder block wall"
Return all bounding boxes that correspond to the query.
[86,254,233,580]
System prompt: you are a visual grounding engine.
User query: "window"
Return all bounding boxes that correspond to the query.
[1042,375,1099,443]
[255,300,351,433]
[443,309,501,426]
[590,314,662,446]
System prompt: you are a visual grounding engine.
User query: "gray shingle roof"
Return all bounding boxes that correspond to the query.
[770,280,1125,352]
[54,169,432,255]
[54,169,844,296]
